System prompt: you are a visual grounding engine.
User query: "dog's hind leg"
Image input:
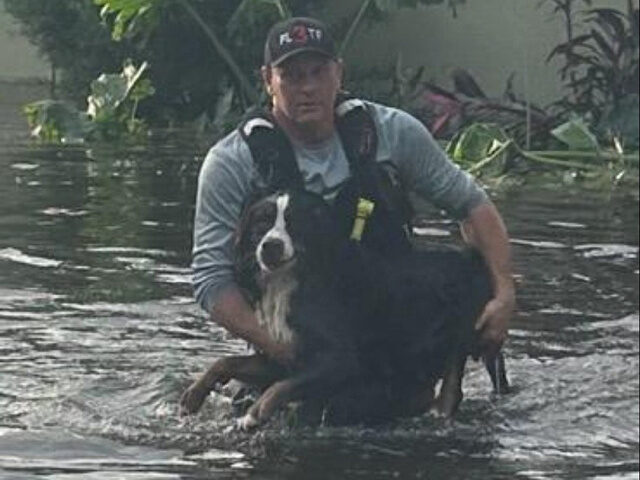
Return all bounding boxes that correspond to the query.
[483,351,510,394]
[180,354,283,416]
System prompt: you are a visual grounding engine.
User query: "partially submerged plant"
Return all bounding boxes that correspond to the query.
[87,60,155,138]
[24,61,154,143]
[399,68,556,149]
[23,100,93,144]
[446,123,512,176]
[447,119,638,189]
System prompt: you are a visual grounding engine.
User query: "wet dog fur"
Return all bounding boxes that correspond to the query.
[180,190,508,428]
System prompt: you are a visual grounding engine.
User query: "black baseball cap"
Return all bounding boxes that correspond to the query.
[264,17,337,67]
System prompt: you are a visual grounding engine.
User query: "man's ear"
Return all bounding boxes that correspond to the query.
[261,65,273,95]
[335,59,345,86]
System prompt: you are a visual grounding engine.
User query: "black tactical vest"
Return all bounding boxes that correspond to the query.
[238,95,413,256]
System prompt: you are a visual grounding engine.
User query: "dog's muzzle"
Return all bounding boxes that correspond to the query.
[257,237,295,272]
[260,238,285,267]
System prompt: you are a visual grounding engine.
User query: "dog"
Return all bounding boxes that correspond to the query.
[179,190,508,428]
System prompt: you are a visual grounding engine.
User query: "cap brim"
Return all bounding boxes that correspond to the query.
[271,47,335,66]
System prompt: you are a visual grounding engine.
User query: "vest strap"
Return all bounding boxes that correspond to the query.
[239,112,304,192]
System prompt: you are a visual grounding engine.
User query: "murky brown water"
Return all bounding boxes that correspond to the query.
[1,83,638,479]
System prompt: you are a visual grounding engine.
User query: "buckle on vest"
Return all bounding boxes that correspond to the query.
[336,99,365,117]
[350,197,375,242]
[242,117,274,137]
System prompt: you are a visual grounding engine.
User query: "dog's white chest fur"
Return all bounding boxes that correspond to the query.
[256,271,298,344]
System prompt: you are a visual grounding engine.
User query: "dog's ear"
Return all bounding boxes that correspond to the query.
[233,200,260,288]
[233,203,251,254]
[234,189,268,253]
[236,190,262,241]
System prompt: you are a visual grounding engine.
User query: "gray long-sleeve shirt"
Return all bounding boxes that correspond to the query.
[192,101,488,313]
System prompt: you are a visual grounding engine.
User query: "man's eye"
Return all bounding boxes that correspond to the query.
[279,68,304,83]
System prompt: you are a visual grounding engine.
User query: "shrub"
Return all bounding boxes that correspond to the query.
[3,0,132,100]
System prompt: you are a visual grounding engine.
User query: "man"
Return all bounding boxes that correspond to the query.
[191,17,515,369]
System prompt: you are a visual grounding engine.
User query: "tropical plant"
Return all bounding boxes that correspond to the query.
[392,67,557,150]
[544,1,639,147]
[6,0,465,129]
[446,119,638,186]
[93,0,466,125]
[24,61,154,143]
[23,100,92,143]
[2,0,132,98]
[538,0,593,101]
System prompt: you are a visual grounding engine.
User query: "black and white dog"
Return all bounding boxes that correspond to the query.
[180,190,508,428]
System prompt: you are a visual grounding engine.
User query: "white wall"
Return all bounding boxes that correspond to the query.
[341,0,636,105]
[0,5,50,81]
[1,0,635,102]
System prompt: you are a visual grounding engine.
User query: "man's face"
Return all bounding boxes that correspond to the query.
[263,52,343,130]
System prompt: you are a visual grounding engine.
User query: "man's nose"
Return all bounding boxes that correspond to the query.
[297,72,319,91]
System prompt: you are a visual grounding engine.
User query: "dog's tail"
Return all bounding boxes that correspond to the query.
[467,249,511,394]
[484,351,510,394]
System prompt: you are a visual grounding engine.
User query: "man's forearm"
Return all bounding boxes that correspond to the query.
[462,201,515,299]
[461,200,515,354]
[210,286,292,363]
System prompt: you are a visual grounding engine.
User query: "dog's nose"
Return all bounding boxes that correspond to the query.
[260,238,285,268]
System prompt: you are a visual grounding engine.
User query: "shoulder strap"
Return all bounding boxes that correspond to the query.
[238,95,385,202]
[239,112,304,192]
[335,95,414,227]
[335,95,378,189]
[335,96,392,205]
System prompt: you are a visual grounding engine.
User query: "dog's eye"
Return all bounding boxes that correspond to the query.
[250,222,271,241]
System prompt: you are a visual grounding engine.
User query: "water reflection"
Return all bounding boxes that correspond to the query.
[0,84,638,479]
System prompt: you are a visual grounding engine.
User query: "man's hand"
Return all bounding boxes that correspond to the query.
[211,287,298,367]
[475,289,515,358]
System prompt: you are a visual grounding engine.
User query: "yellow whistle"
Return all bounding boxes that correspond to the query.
[350,198,375,242]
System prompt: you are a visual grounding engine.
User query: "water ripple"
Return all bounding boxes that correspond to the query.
[0,248,62,268]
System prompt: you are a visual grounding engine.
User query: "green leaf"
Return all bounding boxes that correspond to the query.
[551,117,601,151]
[23,100,93,144]
[588,8,626,41]
[95,0,162,40]
[228,0,290,36]
[86,61,151,119]
[446,123,510,174]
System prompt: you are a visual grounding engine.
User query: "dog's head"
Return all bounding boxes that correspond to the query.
[235,190,339,290]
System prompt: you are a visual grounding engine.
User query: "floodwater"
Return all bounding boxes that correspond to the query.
[0,83,638,480]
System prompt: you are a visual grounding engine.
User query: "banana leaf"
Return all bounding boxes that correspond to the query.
[446,123,511,174]
[550,117,600,151]
[86,61,152,120]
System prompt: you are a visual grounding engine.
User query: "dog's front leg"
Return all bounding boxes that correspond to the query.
[180,354,282,416]
[239,350,358,430]
[239,378,297,430]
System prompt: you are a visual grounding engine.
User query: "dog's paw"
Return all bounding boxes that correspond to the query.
[237,413,260,431]
[428,405,449,419]
[179,383,209,416]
